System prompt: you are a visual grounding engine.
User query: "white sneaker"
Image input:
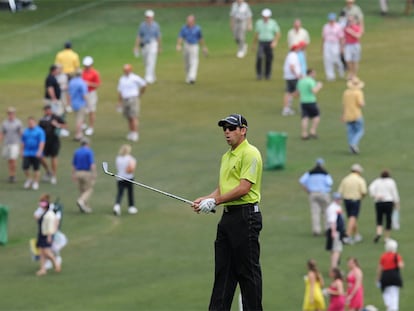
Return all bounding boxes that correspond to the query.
[113,204,121,216]
[65,106,72,113]
[85,127,94,136]
[32,182,39,190]
[50,176,57,185]
[128,206,138,214]
[23,179,32,189]
[130,132,139,142]
[354,234,363,243]
[44,259,53,270]
[236,50,245,58]
[59,128,70,137]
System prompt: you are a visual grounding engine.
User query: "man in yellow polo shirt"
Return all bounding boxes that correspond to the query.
[55,41,80,77]
[193,113,263,311]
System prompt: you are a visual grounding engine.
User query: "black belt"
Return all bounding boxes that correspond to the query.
[223,203,259,213]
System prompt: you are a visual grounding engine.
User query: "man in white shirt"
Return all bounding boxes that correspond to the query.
[229,0,252,58]
[322,13,345,81]
[282,43,302,116]
[325,192,344,268]
[117,64,147,142]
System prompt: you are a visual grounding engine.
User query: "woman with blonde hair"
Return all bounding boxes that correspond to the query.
[303,259,326,311]
[113,144,137,215]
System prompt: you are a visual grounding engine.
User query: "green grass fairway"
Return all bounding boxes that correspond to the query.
[0,0,413,310]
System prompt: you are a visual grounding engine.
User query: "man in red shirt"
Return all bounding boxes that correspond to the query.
[81,56,101,136]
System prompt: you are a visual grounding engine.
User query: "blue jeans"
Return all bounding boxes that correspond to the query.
[346,118,364,146]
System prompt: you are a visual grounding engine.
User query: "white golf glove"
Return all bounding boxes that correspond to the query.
[199,198,216,214]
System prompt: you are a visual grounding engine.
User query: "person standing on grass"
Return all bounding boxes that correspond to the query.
[133,9,162,84]
[0,107,22,183]
[44,64,63,117]
[39,104,66,185]
[338,163,367,245]
[297,68,323,140]
[342,76,365,154]
[68,69,88,141]
[325,192,345,269]
[72,137,96,214]
[21,116,45,191]
[287,19,310,76]
[113,144,138,216]
[302,259,326,311]
[117,64,147,142]
[54,41,80,78]
[82,56,101,137]
[325,267,346,311]
[299,158,333,236]
[343,15,363,80]
[281,42,302,116]
[345,257,364,311]
[252,8,281,80]
[176,14,208,84]
[192,113,263,311]
[369,170,400,243]
[229,0,252,58]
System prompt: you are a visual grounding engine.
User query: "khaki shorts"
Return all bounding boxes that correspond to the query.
[75,107,87,124]
[2,144,20,160]
[86,90,98,113]
[44,99,64,117]
[122,97,140,119]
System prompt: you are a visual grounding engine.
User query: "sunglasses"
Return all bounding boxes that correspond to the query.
[222,125,238,131]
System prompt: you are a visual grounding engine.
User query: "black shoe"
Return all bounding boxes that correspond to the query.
[373,235,381,243]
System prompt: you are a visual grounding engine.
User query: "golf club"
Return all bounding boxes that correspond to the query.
[102,162,215,213]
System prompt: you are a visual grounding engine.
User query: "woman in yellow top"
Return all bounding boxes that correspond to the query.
[303,259,326,311]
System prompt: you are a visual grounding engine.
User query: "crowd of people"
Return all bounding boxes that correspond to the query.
[0,1,406,310]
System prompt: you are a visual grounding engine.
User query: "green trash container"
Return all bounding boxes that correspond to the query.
[0,206,9,245]
[265,131,287,170]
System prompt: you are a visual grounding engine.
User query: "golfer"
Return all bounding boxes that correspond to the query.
[193,113,263,311]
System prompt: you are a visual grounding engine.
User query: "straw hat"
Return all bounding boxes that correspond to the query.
[347,77,365,89]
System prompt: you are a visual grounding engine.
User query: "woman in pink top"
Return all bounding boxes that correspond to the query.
[346,257,364,311]
[344,16,363,79]
[326,267,345,311]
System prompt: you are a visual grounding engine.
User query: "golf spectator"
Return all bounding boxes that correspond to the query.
[302,259,326,311]
[325,267,346,311]
[252,8,281,80]
[68,69,88,141]
[297,68,323,139]
[229,0,252,58]
[54,64,71,115]
[342,76,365,154]
[44,64,63,116]
[281,43,302,116]
[376,239,404,311]
[133,9,162,84]
[369,170,400,243]
[192,114,263,311]
[176,14,208,84]
[34,193,61,276]
[345,257,364,311]
[287,19,310,75]
[338,163,367,244]
[113,144,137,216]
[0,107,22,183]
[344,15,363,80]
[54,41,80,78]
[322,13,345,81]
[299,158,333,236]
[325,192,345,269]
[21,116,45,190]
[72,137,96,214]
[82,56,101,136]
[343,0,364,32]
[117,64,147,142]
[38,104,66,185]
[379,0,389,15]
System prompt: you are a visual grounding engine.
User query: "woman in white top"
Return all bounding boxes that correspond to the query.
[369,170,400,243]
[113,144,137,215]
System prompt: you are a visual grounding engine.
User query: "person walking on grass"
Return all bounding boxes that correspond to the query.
[192,113,263,311]
[303,259,326,311]
[21,116,45,190]
[113,144,138,216]
[325,192,345,269]
[229,0,252,58]
[0,107,22,183]
[82,56,101,137]
[297,68,323,140]
[68,69,88,141]
[338,164,367,245]
[345,257,364,311]
[117,64,147,142]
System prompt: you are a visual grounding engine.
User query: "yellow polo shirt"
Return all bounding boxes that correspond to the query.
[219,139,262,205]
[55,49,80,74]
[342,88,364,122]
[338,172,367,200]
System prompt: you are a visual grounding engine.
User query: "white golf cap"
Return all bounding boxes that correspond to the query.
[145,10,154,17]
[83,56,94,66]
[262,8,272,17]
[351,163,363,173]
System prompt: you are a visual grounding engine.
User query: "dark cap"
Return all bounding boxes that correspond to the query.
[218,114,248,128]
[64,41,72,48]
[50,64,58,72]
[43,104,52,110]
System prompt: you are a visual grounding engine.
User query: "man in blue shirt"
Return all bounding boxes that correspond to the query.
[176,14,208,84]
[133,10,162,84]
[68,69,88,140]
[72,137,96,213]
[299,158,333,236]
[21,116,45,190]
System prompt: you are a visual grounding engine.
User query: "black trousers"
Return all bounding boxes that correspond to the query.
[375,201,393,230]
[209,204,263,311]
[256,41,273,79]
[115,179,134,206]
